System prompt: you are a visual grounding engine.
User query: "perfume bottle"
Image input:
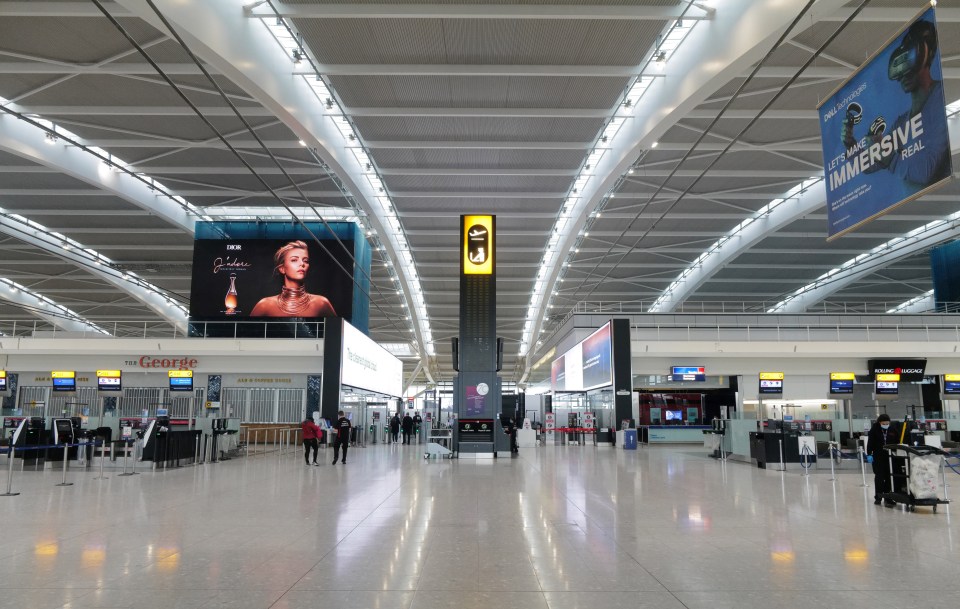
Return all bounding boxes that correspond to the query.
[224,273,238,315]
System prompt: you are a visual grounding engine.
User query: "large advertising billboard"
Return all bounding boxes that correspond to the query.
[818,7,952,240]
[190,237,354,320]
[340,320,403,398]
[550,322,613,392]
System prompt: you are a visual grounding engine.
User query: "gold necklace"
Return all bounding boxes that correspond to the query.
[277,286,310,314]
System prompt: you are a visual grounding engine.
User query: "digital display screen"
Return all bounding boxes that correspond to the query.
[0,371,6,393]
[759,379,783,394]
[189,236,355,320]
[876,381,899,395]
[670,374,706,382]
[551,322,612,392]
[97,376,122,391]
[664,410,683,421]
[944,381,960,394]
[169,377,193,392]
[52,377,76,392]
[830,379,854,394]
[671,366,705,376]
[340,320,403,397]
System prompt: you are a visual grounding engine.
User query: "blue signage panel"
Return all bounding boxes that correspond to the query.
[830,379,854,394]
[818,7,952,239]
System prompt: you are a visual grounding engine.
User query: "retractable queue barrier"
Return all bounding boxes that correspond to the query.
[1,440,106,496]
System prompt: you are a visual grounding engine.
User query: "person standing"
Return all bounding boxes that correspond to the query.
[332,410,351,465]
[302,417,320,466]
[866,413,897,506]
[401,413,414,445]
[413,412,423,443]
[389,413,401,444]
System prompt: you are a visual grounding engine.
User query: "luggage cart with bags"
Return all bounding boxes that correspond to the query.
[882,444,950,513]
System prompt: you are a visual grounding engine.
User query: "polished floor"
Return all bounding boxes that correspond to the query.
[0,442,957,609]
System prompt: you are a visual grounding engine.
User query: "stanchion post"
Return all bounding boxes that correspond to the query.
[858,445,868,487]
[130,440,140,475]
[828,441,836,482]
[118,441,133,476]
[56,443,73,486]
[94,439,107,479]
[1,447,19,497]
[778,438,785,472]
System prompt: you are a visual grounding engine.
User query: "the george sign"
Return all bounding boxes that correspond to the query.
[462,215,495,275]
[818,7,952,239]
[868,358,926,382]
[132,356,198,370]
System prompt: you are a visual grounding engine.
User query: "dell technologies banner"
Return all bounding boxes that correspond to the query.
[818,7,952,239]
[551,322,613,393]
[190,222,368,327]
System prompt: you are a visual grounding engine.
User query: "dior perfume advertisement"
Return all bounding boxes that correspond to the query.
[189,237,355,321]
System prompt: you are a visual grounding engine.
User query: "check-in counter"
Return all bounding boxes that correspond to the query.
[641,425,711,443]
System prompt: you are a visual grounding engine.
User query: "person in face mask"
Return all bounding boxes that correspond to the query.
[866,413,897,506]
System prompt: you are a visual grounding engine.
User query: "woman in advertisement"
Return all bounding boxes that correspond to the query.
[251,240,337,317]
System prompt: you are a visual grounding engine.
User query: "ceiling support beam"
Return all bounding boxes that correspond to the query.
[248,3,713,20]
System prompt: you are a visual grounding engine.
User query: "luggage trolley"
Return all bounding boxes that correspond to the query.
[882,444,950,513]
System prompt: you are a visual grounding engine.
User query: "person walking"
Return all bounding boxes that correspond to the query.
[401,413,414,445]
[332,411,351,465]
[866,413,897,506]
[302,416,320,466]
[413,412,423,443]
[389,413,401,444]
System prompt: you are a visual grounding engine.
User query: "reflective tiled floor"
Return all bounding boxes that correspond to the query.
[0,443,957,608]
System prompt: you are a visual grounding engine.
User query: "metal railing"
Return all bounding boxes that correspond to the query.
[239,426,304,459]
[0,319,325,340]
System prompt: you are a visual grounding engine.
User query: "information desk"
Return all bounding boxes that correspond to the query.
[642,425,711,444]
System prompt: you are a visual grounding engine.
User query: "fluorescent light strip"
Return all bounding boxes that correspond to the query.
[648,176,822,312]
[520,17,697,356]
[886,290,934,314]
[0,276,109,334]
[259,15,434,356]
[0,206,188,316]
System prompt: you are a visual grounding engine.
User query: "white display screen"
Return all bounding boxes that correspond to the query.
[550,322,613,392]
[340,320,403,398]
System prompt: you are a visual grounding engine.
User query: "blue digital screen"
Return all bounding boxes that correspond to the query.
[664,410,682,421]
[0,378,6,393]
[944,381,960,394]
[671,366,704,376]
[52,377,76,391]
[169,377,194,392]
[759,379,783,394]
[830,379,854,394]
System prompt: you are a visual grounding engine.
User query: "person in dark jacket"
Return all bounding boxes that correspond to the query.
[332,411,351,465]
[866,413,897,506]
[302,417,320,466]
[389,414,401,444]
[401,413,414,444]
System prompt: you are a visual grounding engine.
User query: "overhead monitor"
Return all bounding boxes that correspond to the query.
[944,374,960,394]
[829,372,855,395]
[96,369,122,392]
[51,370,76,392]
[758,372,783,395]
[0,370,6,393]
[168,370,194,392]
[664,410,683,422]
[550,322,613,392]
[340,320,403,398]
[876,381,899,395]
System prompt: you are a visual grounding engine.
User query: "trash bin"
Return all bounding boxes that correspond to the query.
[623,429,637,450]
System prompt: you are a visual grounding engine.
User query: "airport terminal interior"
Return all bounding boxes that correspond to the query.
[2,0,960,607]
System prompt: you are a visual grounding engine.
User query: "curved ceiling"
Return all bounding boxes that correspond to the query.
[0,0,957,384]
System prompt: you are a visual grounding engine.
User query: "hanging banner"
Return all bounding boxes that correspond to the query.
[818,7,952,240]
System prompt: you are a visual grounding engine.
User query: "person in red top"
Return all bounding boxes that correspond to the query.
[302,416,320,466]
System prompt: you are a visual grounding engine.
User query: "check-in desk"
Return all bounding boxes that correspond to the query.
[641,425,711,443]
[749,430,815,469]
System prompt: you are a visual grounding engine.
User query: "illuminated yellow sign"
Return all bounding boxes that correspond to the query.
[0,370,5,379]
[944,374,960,382]
[759,372,784,380]
[168,370,193,378]
[51,370,75,379]
[462,215,494,275]
[830,372,856,381]
[876,373,900,382]
[96,370,121,378]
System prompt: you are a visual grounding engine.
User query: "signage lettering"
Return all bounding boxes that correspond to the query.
[134,356,198,370]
